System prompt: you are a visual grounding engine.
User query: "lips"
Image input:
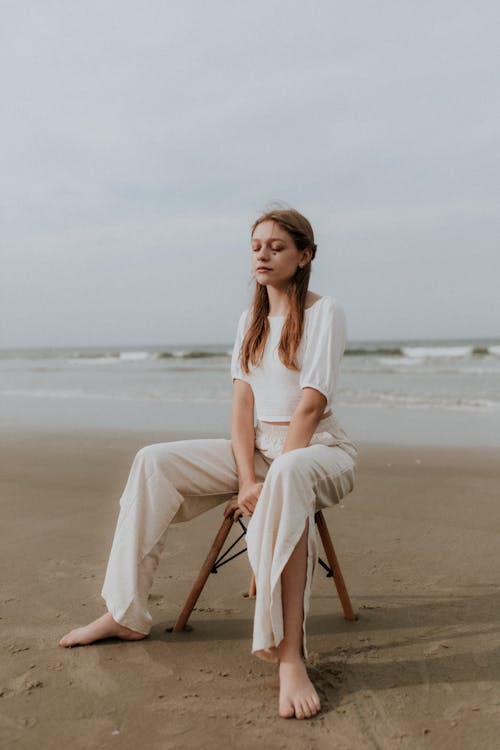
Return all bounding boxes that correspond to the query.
[257,267,272,271]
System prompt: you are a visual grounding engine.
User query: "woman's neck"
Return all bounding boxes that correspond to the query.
[265,287,290,317]
[266,290,321,317]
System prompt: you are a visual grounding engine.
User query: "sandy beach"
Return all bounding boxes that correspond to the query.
[1,428,500,749]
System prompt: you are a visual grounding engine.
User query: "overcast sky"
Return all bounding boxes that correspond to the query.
[1,1,499,348]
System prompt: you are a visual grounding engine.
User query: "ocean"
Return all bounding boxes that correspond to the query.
[1,337,499,447]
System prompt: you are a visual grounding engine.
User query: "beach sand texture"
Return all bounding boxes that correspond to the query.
[1,429,500,749]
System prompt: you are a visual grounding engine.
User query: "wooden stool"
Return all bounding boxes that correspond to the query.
[172,508,356,632]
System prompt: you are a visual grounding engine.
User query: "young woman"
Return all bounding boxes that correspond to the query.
[59,207,358,721]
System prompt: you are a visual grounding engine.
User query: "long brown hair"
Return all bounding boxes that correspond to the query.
[239,207,317,375]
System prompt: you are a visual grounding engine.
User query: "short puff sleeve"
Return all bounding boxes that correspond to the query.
[230,308,251,383]
[299,298,347,402]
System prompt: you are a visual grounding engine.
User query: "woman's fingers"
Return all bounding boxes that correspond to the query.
[224,485,266,523]
[234,500,256,523]
[232,481,266,523]
[223,495,240,517]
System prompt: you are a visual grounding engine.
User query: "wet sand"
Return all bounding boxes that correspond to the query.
[1,429,499,749]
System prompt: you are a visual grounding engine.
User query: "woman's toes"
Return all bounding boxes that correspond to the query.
[59,629,80,647]
[306,696,318,716]
[302,697,313,719]
[295,701,305,720]
[303,700,313,718]
[278,699,295,719]
[278,660,322,719]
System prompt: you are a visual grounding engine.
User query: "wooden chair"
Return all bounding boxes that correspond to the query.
[172,506,357,632]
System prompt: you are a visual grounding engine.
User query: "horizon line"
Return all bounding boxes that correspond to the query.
[1,334,499,352]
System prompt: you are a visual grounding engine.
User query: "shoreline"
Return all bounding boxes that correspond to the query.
[2,423,500,458]
[2,396,499,449]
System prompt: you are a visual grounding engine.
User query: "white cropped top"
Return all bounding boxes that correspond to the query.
[230,295,347,421]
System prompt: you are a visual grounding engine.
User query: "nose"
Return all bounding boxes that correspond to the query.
[256,247,271,263]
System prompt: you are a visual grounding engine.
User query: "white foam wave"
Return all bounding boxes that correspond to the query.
[118,351,152,361]
[64,351,155,365]
[65,356,119,366]
[1,388,104,399]
[341,392,500,412]
[457,366,500,375]
[372,359,500,375]
[402,346,473,359]
[378,357,420,367]
[0,388,231,404]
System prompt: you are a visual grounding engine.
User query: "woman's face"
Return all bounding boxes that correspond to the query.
[251,220,307,288]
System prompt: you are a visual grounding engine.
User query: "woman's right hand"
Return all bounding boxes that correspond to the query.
[224,480,264,522]
[224,482,263,521]
[237,480,263,519]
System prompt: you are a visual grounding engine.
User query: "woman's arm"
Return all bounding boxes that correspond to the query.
[231,379,256,484]
[229,379,263,518]
[282,298,346,454]
[281,387,326,455]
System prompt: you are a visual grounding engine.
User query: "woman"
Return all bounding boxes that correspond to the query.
[59,207,358,721]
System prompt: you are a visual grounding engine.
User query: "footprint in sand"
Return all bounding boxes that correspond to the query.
[7,644,30,654]
[6,671,45,696]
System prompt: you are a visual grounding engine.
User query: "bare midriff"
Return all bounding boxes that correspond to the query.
[260,408,332,425]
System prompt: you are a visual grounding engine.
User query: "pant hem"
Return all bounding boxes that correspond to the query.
[101,592,152,635]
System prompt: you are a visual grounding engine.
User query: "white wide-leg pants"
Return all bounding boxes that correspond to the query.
[101,413,358,662]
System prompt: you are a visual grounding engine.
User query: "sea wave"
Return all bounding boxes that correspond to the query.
[2,341,499,362]
[64,349,231,364]
[0,388,231,403]
[341,393,500,412]
[402,346,473,358]
[346,346,403,356]
[157,349,231,359]
[66,351,124,361]
[65,356,122,365]
[119,351,151,361]
[2,387,499,412]
[345,344,500,358]
[377,357,421,367]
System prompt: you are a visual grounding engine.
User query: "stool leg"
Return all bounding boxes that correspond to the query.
[248,572,256,598]
[315,510,357,621]
[173,514,234,632]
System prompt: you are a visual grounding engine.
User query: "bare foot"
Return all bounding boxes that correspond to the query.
[278,659,321,719]
[59,612,147,647]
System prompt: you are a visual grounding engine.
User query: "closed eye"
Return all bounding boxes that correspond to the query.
[251,244,285,251]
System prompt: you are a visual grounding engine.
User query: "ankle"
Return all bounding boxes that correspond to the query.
[278,648,305,666]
